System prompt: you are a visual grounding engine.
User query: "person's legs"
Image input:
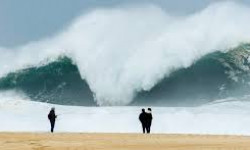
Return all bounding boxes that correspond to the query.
[146,126,149,133]
[147,125,151,134]
[50,120,55,133]
[142,124,146,133]
[146,123,151,134]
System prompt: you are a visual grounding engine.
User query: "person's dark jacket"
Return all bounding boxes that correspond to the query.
[139,112,147,125]
[146,112,153,126]
[48,110,57,121]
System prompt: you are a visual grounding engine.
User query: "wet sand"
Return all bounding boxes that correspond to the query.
[0,133,249,150]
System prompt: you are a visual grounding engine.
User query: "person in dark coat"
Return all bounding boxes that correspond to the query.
[146,108,153,134]
[139,108,147,133]
[48,107,57,133]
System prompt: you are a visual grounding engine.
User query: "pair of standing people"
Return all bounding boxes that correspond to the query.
[139,108,153,134]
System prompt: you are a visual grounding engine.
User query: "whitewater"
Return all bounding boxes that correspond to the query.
[1,1,250,134]
[0,1,250,105]
[1,93,250,135]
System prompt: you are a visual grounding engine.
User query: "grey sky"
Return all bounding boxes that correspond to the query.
[0,0,249,47]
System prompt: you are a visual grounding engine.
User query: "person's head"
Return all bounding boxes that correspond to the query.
[51,107,55,111]
[142,108,145,112]
[147,108,151,112]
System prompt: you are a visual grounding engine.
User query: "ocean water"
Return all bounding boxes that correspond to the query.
[0,1,250,134]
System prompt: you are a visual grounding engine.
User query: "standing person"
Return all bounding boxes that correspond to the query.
[139,108,147,134]
[146,108,153,134]
[48,107,57,133]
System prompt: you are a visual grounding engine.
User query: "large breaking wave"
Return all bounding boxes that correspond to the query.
[1,44,250,106]
[0,1,250,106]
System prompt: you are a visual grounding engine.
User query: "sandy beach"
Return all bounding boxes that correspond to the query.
[0,133,249,150]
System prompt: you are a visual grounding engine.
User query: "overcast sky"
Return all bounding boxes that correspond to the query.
[0,0,249,47]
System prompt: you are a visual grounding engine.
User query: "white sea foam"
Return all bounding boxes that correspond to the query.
[0,2,250,105]
[0,92,250,135]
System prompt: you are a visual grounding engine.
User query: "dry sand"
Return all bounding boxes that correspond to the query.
[0,133,249,150]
